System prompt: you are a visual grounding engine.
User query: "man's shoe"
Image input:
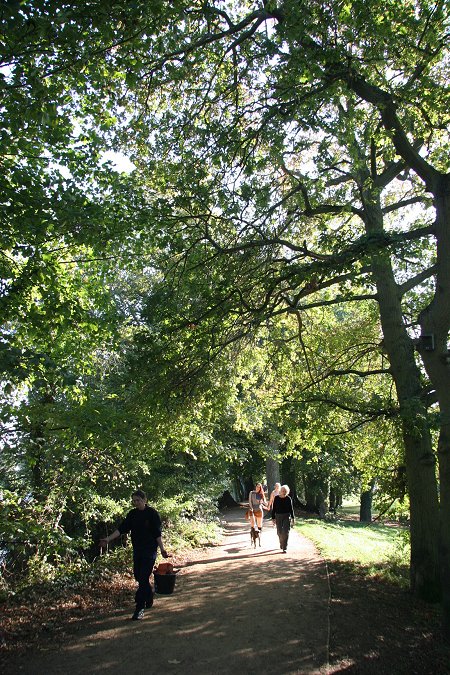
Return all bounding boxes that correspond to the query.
[131,608,145,621]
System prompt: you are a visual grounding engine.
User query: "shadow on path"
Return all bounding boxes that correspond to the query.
[3,508,330,675]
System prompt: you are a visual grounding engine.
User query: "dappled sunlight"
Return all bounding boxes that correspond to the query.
[5,508,445,674]
[10,508,328,674]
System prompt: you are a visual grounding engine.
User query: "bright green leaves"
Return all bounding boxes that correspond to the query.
[0,1,448,600]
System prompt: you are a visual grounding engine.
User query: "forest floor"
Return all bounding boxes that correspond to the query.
[1,507,449,674]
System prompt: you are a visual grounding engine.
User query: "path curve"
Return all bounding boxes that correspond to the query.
[4,508,331,675]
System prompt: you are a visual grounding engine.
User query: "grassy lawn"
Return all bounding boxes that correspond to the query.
[296,515,410,585]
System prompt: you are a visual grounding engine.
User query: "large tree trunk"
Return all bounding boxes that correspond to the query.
[281,455,298,504]
[315,488,328,519]
[329,487,342,512]
[350,74,450,634]
[363,192,440,601]
[303,475,317,513]
[417,183,450,637]
[266,453,281,496]
[360,481,375,523]
[438,423,450,639]
[302,474,327,516]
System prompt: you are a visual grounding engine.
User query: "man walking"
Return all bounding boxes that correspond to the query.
[99,490,169,620]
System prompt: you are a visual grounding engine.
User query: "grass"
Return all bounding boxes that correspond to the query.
[296,516,410,586]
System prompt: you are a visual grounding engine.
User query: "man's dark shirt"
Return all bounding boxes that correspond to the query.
[272,495,294,519]
[118,505,162,551]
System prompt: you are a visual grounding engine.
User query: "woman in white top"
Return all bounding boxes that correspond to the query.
[268,482,281,526]
[268,482,281,510]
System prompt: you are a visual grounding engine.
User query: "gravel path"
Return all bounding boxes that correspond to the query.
[4,508,331,675]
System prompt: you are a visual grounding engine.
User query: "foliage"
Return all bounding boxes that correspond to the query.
[2,0,450,627]
[0,488,221,597]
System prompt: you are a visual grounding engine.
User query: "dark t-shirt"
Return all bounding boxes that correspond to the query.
[272,495,294,519]
[118,505,162,551]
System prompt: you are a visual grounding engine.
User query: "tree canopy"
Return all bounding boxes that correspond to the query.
[1,0,450,638]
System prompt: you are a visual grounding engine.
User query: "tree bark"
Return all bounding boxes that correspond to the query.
[438,423,450,639]
[303,477,317,513]
[363,189,440,601]
[302,474,328,516]
[266,452,281,496]
[329,488,342,512]
[281,455,298,503]
[416,183,450,637]
[360,483,375,523]
[315,489,328,519]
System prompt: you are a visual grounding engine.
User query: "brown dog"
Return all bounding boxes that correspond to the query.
[250,526,261,548]
[245,510,262,548]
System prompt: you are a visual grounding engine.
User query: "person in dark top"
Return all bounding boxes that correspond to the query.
[99,490,168,620]
[271,484,295,553]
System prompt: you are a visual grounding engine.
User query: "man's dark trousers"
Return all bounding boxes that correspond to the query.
[275,513,291,550]
[133,549,157,610]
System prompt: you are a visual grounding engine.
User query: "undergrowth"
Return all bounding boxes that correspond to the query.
[1,503,222,603]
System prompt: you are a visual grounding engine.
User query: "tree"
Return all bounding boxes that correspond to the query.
[119,0,448,611]
[3,0,450,633]
[1,1,165,573]
[95,0,447,607]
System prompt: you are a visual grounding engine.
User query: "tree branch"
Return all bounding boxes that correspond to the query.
[398,264,437,296]
[347,73,441,191]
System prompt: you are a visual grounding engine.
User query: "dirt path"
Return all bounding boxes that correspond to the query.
[4,508,331,675]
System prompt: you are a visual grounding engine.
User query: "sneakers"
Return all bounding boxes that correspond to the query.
[132,596,153,619]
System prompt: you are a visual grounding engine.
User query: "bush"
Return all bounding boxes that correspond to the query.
[1,491,222,600]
